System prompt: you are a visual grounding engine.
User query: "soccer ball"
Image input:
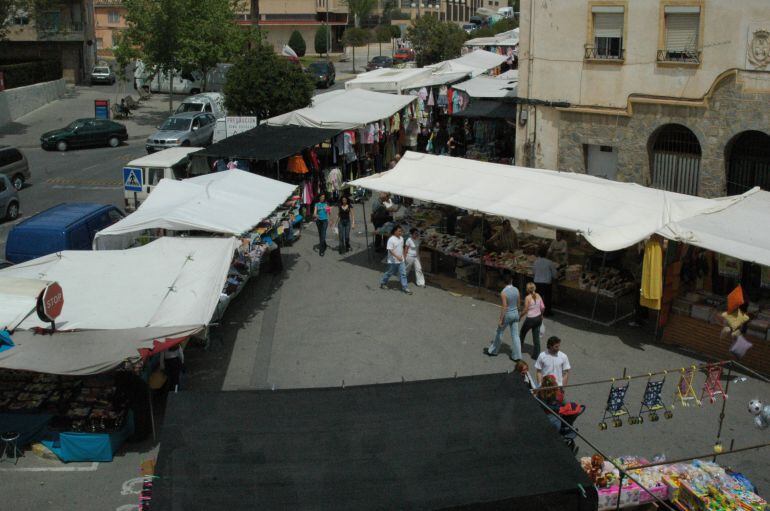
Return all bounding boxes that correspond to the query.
[749,399,763,415]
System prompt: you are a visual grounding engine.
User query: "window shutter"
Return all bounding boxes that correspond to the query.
[665,13,699,52]
[594,12,623,39]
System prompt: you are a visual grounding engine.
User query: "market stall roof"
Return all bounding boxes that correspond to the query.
[0,326,200,375]
[344,67,433,93]
[658,188,770,267]
[464,28,520,47]
[94,170,296,249]
[0,277,54,331]
[452,99,518,119]
[266,89,416,130]
[427,49,509,77]
[0,237,237,331]
[126,147,203,167]
[196,125,341,161]
[350,152,741,252]
[151,373,596,510]
[452,75,518,98]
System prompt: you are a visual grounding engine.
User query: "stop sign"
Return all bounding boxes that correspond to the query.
[36,283,64,323]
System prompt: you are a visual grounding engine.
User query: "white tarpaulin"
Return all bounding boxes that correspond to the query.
[345,67,433,93]
[350,152,742,252]
[0,326,200,375]
[0,277,53,331]
[267,89,416,130]
[464,28,520,47]
[427,49,508,77]
[94,170,295,249]
[452,75,518,98]
[658,188,770,267]
[0,237,237,331]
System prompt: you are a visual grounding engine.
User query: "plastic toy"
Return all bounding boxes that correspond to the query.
[748,399,770,429]
[638,373,674,422]
[700,363,727,404]
[674,366,701,408]
[599,378,631,430]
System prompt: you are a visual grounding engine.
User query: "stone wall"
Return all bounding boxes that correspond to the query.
[0,78,67,128]
[557,71,770,198]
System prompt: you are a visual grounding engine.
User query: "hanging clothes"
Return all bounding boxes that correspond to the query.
[640,238,663,310]
[287,155,309,174]
[437,85,449,109]
[427,88,435,107]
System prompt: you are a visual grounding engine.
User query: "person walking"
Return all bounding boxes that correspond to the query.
[314,193,330,256]
[484,272,522,361]
[404,227,425,288]
[380,224,412,294]
[335,195,355,254]
[533,245,558,316]
[535,336,571,387]
[520,282,545,358]
[160,344,185,391]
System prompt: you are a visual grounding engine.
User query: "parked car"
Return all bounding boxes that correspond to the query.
[175,92,226,118]
[393,48,415,63]
[0,146,30,190]
[0,175,20,221]
[366,56,394,71]
[40,119,128,152]
[90,65,116,85]
[305,61,336,88]
[5,203,124,264]
[145,112,216,153]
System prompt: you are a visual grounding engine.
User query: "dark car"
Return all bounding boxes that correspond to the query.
[306,61,336,88]
[40,118,128,152]
[366,56,394,72]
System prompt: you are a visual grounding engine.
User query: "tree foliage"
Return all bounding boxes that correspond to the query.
[406,15,467,67]
[223,42,314,120]
[0,0,56,41]
[342,0,376,27]
[288,30,307,57]
[342,27,370,73]
[314,25,329,55]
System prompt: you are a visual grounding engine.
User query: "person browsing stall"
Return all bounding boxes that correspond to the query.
[334,195,355,254]
[486,219,518,252]
[533,246,557,316]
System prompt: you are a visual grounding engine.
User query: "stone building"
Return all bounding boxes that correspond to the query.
[515,0,770,198]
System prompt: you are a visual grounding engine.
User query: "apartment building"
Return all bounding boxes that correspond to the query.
[93,0,127,59]
[516,0,770,198]
[1,0,96,83]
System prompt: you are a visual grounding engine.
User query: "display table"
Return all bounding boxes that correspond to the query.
[555,279,634,326]
[41,411,134,463]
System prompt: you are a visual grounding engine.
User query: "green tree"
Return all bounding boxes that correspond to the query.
[314,25,329,56]
[343,0,376,28]
[0,0,56,41]
[223,42,313,120]
[374,24,391,56]
[342,27,370,73]
[406,15,467,67]
[492,16,518,33]
[288,30,307,57]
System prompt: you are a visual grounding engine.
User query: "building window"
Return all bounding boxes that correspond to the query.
[649,124,701,196]
[96,38,103,49]
[658,5,701,63]
[108,11,120,24]
[12,11,30,25]
[586,6,624,60]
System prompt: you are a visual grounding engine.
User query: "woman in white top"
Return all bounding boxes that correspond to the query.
[520,282,545,359]
[404,227,425,287]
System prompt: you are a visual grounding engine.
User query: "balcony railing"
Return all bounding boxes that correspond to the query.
[38,21,84,34]
[584,46,625,61]
[657,49,701,64]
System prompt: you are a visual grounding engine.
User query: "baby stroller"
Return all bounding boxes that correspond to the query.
[545,401,586,455]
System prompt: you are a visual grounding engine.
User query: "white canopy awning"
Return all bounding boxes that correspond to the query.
[345,67,433,93]
[452,75,518,98]
[464,28,520,48]
[0,277,54,331]
[94,170,295,249]
[658,188,770,267]
[427,49,508,77]
[350,152,741,252]
[267,89,416,130]
[0,237,237,331]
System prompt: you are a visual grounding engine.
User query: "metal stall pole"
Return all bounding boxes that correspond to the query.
[148,387,156,442]
[654,239,670,341]
[713,362,733,462]
[477,214,485,295]
[590,251,608,322]
[361,199,372,263]
[276,160,280,180]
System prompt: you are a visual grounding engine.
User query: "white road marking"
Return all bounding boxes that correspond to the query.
[116,506,139,511]
[51,185,121,190]
[0,462,99,472]
[121,477,146,495]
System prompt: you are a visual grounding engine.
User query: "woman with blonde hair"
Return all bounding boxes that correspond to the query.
[520,282,545,358]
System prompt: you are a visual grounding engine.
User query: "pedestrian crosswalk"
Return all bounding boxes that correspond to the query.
[45,177,121,189]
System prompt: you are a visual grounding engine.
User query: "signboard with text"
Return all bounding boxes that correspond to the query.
[225,116,258,137]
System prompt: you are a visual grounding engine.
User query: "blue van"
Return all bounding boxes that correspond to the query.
[5,203,124,263]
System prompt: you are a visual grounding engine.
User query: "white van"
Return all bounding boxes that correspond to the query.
[122,147,204,211]
[175,93,226,118]
[133,60,204,95]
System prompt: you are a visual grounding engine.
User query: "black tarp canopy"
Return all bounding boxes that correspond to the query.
[197,124,341,162]
[453,99,518,119]
[152,373,597,511]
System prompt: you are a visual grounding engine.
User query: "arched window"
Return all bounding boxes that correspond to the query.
[725,130,770,195]
[649,124,701,195]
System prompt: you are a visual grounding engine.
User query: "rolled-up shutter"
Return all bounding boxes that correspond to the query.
[593,12,624,39]
[665,11,699,52]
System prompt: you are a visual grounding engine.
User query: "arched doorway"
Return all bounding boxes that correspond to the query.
[726,130,770,195]
[649,124,701,195]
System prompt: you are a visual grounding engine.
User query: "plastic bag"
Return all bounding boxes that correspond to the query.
[540,321,546,336]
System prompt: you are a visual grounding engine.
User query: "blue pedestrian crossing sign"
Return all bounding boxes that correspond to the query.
[123,167,143,192]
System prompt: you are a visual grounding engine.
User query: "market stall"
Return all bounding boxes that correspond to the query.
[351,152,743,324]
[0,237,236,461]
[463,28,520,70]
[148,373,597,510]
[426,48,510,78]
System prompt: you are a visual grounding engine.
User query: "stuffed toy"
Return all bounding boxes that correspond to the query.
[748,399,770,429]
[721,286,749,339]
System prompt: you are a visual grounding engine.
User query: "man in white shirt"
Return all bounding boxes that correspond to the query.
[404,228,425,288]
[380,224,412,294]
[533,246,558,316]
[535,336,571,387]
[547,231,568,265]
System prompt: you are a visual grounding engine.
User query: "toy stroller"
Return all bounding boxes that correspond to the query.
[700,363,727,404]
[599,379,631,430]
[558,402,586,454]
[674,366,701,407]
[637,374,673,423]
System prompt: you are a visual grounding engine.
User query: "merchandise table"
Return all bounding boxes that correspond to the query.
[40,411,134,463]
